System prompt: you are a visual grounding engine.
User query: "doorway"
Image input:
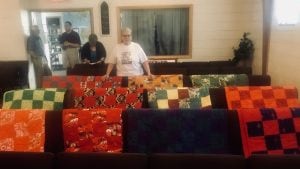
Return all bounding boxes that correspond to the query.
[29,10,93,73]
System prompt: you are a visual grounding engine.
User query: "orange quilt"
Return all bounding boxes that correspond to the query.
[63,108,122,152]
[0,109,46,152]
[225,86,300,110]
[128,75,183,89]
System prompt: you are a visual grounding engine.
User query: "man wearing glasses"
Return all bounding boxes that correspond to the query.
[105,27,152,77]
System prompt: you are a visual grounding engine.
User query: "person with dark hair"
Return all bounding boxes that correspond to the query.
[59,21,81,69]
[80,33,106,65]
[27,25,52,88]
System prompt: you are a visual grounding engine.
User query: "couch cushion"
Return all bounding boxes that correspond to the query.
[124,109,229,153]
[0,152,54,169]
[56,152,147,169]
[238,108,300,157]
[248,155,300,169]
[225,86,300,110]
[0,109,46,152]
[71,87,144,109]
[148,87,211,109]
[128,75,183,89]
[62,108,122,152]
[2,88,66,110]
[149,154,245,169]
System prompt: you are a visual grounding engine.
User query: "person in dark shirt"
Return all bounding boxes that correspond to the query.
[59,21,81,69]
[27,25,51,88]
[81,33,106,65]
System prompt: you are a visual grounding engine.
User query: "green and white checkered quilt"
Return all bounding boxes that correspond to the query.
[2,88,66,110]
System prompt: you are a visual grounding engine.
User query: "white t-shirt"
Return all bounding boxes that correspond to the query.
[106,42,148,76]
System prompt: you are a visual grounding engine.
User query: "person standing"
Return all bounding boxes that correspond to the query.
[105,27,152,77]
[27,25,51,88]
[59,21,81,69]
[81,33,106,65]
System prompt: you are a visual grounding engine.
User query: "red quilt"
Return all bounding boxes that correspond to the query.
[238,108,300,157]
[72,87,144,109]
[63,108,122,152]
[225,86,300,110]
[42,76,122,89]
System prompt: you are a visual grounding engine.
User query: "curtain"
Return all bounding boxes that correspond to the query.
[121,8,189,56]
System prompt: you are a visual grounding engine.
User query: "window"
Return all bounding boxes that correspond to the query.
[275,0,300,25]
[118,5,192,59]
[101,1,110,35]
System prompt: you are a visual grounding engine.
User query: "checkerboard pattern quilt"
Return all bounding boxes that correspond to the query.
[225,86,300,110]
[128,74,183,89]
[238,108,300,157]
[0,109,46,152]
[190,74,249,88]
[63,108,122,152]
[72,87,144,109]
[2,88,66,110]
[148,87,211,109]
[42,76,122,89]
[125,109,229,153]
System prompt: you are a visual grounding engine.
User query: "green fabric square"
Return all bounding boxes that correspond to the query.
[32,100,43,108]
[155,90,168,99]
[4,91,13,102]
[11,100,22,108]
[22,90,34,100]
[188,97,201,108]
[44,90,55,101]
[53,102,63,110]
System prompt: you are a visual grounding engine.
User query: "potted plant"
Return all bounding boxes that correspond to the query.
[232,32,254,67]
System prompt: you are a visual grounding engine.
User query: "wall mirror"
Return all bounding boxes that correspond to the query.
[118,5,193,60]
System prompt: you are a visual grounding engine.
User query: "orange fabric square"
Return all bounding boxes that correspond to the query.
[0,109,45,152]
[280,134,298,149]
[263,120,280,135]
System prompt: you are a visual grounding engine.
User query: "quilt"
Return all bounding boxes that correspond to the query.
[63,108,122,152]
[190,74,249,88]
[148,87,211,109]
[124,109,229,153]
[238,108,300,157]
[128,75,183,89]
[225,86,300,110]
[72,87,144,109]
[0,109,46,152]
[2,88,66,110]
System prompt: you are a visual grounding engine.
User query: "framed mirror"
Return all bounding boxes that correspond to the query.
[118,5,193,60]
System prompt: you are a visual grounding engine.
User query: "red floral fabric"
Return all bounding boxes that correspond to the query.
[63,108,122,152]
[72,87,144,109]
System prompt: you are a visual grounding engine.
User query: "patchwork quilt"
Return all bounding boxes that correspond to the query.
[238,108,300,157]
[124,109,229,153]
[190,74,249,88]
[72,87,144,109]
[148,87,211,109]
[42,76,122,89]
[0,109,46,152]
[128,75,183,89]
[2,88,66,110]
[63,108,122,152]
[225,86,300,110]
